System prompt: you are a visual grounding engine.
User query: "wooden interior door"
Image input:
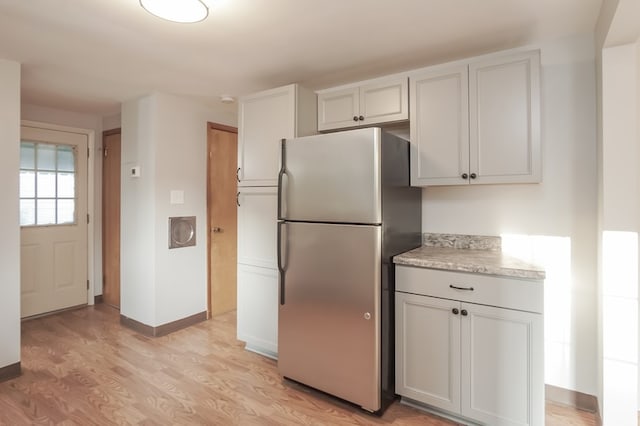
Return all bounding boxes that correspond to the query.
[207,123,238,317]
[102,130,121,308]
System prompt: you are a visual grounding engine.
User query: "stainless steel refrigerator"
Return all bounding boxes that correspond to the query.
[277,127,421,413]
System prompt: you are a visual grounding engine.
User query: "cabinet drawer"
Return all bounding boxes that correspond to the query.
[396,266,542,314]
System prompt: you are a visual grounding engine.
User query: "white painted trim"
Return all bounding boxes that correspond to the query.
[20,120,96,307]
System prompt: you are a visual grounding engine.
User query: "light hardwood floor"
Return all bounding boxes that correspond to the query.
[0,305,596,425]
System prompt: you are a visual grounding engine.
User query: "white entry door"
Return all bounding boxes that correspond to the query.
[20,125,88,318]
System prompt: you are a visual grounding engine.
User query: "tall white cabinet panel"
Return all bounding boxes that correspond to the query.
[461,302,544,426]
[238,84,316,186]
[236,184,278,357]
[237,264,278,358]
[410,65,469,186]
[395,292,461,413]
[317,75,408,131]
[237,187,278,269]
[236,84,315,358]
[469,51,541,184]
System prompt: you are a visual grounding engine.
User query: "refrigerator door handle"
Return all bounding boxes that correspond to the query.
[277,221,286,305]
[277,139,287,220]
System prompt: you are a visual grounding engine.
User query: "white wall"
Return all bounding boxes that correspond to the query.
[120,95,157,325]
[421,35,599,396]
[0,59,21,369]
[600,42,639,425]
[103,113,121,132]
[21,103,105,296]
[121,92,236,327]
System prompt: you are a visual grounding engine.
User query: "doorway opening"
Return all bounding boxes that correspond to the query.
[207,122,238,318]
[102,129,121,309]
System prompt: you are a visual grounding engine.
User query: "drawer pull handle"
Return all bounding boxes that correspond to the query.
[449,284,474,291]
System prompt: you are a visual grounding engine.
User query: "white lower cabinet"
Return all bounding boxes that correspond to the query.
[396,266,544,426]
[236,187,279,358]
[237,264,278,358]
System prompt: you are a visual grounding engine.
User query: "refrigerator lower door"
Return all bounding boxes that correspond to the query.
[278,222,381,411]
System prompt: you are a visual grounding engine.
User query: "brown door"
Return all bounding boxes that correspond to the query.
[207,123,238,317]
[102,130,121,309]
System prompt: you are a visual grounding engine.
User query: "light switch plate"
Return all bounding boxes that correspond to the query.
[170,190,184,204]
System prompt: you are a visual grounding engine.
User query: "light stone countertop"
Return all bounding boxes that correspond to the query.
[394,234,546,280]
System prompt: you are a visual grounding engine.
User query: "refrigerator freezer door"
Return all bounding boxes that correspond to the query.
[278,221,381,411]
[280,128,382,224]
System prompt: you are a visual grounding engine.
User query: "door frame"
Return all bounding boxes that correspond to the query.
[206,121,238,318]
[101,128,121,308]
[20,120,97,307]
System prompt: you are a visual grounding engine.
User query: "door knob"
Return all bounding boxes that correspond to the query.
[211,227,222,233]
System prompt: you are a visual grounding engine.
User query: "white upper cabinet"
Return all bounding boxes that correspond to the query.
[410,50,541,186]
[317,75,408,131]
[238,84,316,187]
[469,51,541,184]
[410,64,470,186]
[237,187,278,269]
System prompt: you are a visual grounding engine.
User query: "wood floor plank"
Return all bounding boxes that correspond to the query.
[0,305,597,425]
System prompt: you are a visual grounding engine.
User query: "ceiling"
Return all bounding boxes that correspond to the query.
[0,0,603,116]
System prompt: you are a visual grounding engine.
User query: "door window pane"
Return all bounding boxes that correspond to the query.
[37,171,56,198]
[20,200,35,226]
[37,199,56,225]
[20,142,35,169]
[57,146,75,172]
[57,173,75,198]
[20,141,78,226]
[37,144,56,171]
[57,200,75,224]
[20,171,35,198]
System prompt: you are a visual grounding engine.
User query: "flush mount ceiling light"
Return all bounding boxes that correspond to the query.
[140,0,209,23]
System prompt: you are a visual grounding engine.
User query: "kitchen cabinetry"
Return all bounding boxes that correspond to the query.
[317,75,408,131]
[395,266,544,426]
[236,187,278,358]
[236,83,315,358]
[238,84,316,187]
[410,50,540,186]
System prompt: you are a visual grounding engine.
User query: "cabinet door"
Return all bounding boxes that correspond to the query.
[317,87,360,131]
[238,85,296,186]
[410,65,469,186]
[395,292,461,413]
[469,51,541,184]
[237,187,277,269]
[359,77,408,126]
[237,263,278,358]
[461,303,543,426]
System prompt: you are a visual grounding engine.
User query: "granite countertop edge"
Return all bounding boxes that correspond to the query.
[394,246,546,281]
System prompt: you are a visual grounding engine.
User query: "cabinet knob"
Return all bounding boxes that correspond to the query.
[461,309,468,316]
[452,308,459,315]
[353,116,359,122]
[470,173,477,179]
[461,173,468,179]
[211,227,222,233]
[358,115,365,121]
